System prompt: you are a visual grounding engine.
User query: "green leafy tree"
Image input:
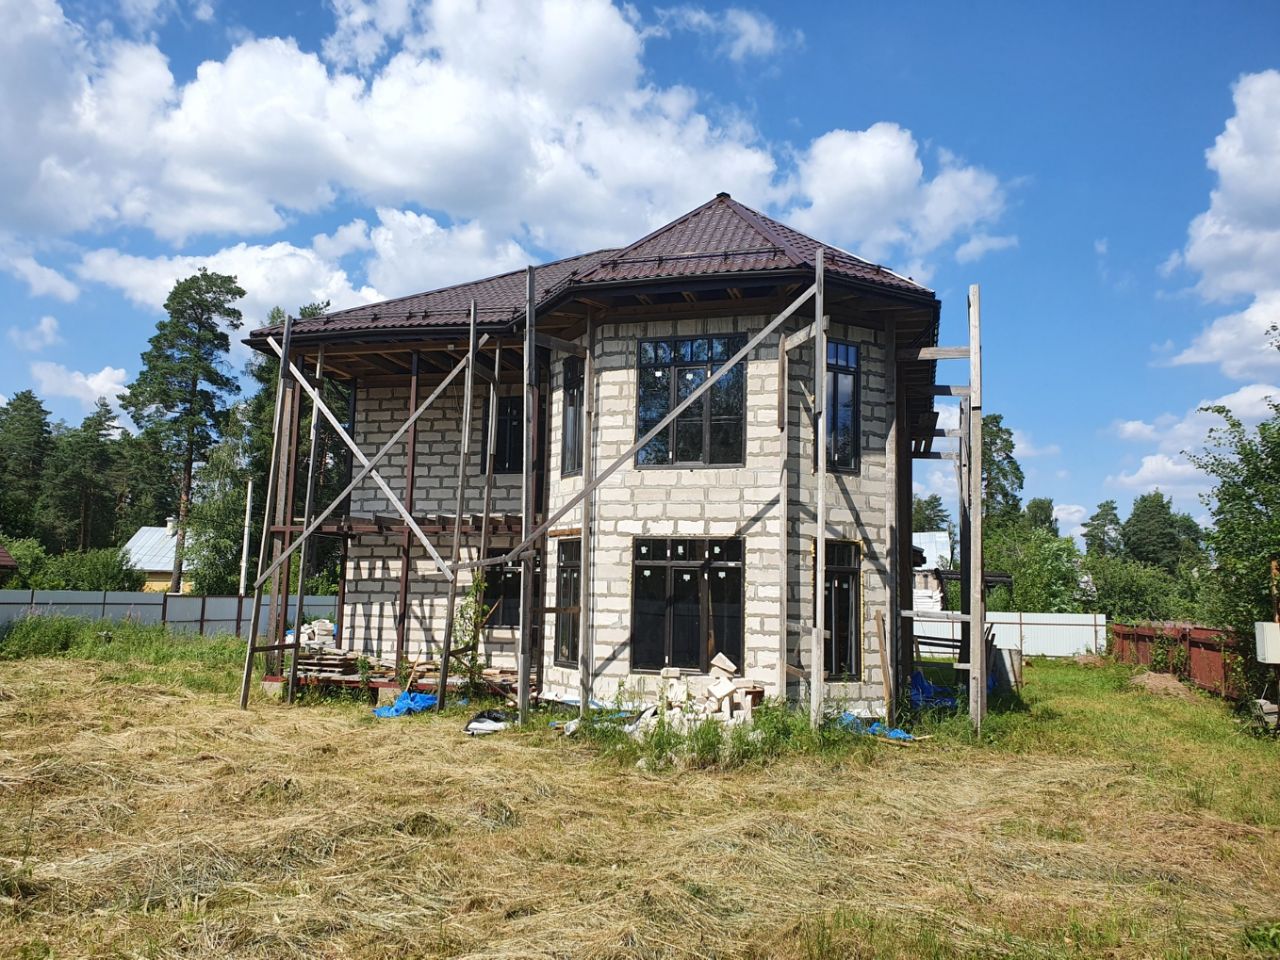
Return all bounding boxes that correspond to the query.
[0,390,52,539]
[985,524,1081,613]
[1082,499,1123,557]
[1081,553,1193,622]
[912,493,949,531]
[982,413,1024,528]
[1121,491,1201,574]
[121,268,245,593]
[1023,497,1059,535]
[35,399,120,551]
[1188,400,1280,636]
[186,404,252,595]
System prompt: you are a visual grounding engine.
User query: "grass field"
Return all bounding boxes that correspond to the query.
[1,620,1278,959]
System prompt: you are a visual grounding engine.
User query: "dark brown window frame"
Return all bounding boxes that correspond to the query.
[634,334,747,469]
[630,537,744,674]
[561,356,584,478]
[553,538,581,666]
[825,339,861,474]
[819,540,861,679]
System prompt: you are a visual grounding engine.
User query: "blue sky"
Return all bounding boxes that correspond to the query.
[2,0,1278,536]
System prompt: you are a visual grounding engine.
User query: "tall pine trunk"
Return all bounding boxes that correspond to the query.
[170,444,194,594]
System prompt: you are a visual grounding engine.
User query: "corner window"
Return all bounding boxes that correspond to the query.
[636,336,745,466]
[826,341,859,472]
[820,541,860,678]
[631,538,743,672]
[554,539,581,665]
[562,357,583,477]
[482,395,522,474]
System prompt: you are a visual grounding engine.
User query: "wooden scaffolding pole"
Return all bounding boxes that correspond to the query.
[777,331,789,696]
[517,266,536,724]
[577,322,596,715]
[967,284,987,729]
[288,346,325,702]
[810,249,826,728]
[268,346,303,677]
[884,331,898,724]
[334,379,356,651]
[393,352,421,671]
[239,312,293,708]
[437,302,478,708]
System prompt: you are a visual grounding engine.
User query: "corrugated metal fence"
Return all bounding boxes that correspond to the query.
[1110,622,1243,699]
[0,590,337,637]
[914,611,1108,658]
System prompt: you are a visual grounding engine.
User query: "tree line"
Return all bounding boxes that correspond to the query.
[914,408,1279,645]
[0,271,344,595]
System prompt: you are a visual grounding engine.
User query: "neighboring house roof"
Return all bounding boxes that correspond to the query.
[249,193,934,344]
[0,543,16,571]
[123,526,177,573]
[912,531,952,569]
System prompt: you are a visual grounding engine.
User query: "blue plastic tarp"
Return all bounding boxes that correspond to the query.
[373,690,438,718]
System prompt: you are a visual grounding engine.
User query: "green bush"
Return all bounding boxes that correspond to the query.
[0,540,143,591]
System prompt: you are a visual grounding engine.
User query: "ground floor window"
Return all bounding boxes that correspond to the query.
[482,551,521,627]
[631,538,743,672]
[554,539,581,665]
[821,541,860,678]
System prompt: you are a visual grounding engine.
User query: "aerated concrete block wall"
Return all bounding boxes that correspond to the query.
[338,315,894,718]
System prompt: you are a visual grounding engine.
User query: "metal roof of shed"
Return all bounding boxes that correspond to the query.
[123,526,177,573]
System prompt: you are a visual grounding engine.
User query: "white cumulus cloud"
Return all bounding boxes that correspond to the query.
[654,6,800,62]
[8,315,62,351]
[1164,70,1280,380]
[30,361,129,411]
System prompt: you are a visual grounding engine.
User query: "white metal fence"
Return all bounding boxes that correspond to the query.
[914,611,1107,658]
[0,590,337,637]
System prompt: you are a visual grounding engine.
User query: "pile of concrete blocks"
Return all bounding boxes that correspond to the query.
[624,654,765,739]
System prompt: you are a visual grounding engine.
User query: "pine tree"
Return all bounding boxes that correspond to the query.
[36,399,119,551]
[982,413,1024,528]
[0,390,52,539]
[1081,499,1123,556]
[121,268,245,592]
[1024,497,1059,535]
[912,493,949,531]
[1121,491,1201,574]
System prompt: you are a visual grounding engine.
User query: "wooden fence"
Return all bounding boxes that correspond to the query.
[1110,622,1243,699]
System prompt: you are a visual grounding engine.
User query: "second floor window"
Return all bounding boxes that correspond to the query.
[826,340,859,472]
[562,357,583,477]
[482,394,522,474]
[636,335,746,467]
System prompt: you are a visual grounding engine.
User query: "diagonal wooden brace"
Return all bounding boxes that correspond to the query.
[254,335,488,587]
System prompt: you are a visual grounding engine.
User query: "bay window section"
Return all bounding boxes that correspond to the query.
[630,538,743,672]
[636,336,746,466]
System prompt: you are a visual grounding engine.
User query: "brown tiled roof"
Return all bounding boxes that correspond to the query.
[250,194,933,342]
[577,194,930,295]
[0,543,16,571]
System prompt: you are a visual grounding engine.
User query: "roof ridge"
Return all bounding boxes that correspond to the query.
[591,195,729,266]
[719,196,808,267]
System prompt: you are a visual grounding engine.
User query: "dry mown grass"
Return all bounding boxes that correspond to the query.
[1,655,1278,959]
